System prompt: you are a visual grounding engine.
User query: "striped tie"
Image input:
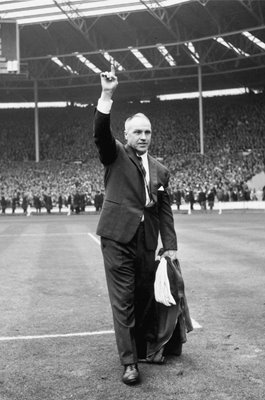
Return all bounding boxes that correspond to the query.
[137,155,147,179]
[137,156,154,207]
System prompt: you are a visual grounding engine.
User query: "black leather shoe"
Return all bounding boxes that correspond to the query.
[122,364,140,385]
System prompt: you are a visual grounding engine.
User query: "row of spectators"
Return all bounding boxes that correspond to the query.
[0,93,265,212]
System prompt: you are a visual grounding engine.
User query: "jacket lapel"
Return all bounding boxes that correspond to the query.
[125,145,158,204]
[125,144,142,173]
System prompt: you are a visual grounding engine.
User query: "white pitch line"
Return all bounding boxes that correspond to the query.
[88,233,101,245]
[191,318,202,329]
[0,232,87,238]
[0,320,202,342]
[0,330,115,342]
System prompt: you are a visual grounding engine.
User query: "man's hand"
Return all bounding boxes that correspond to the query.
[100,64,118,101]
[162,250,178,261]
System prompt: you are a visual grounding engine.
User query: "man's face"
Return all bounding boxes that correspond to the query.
[124,115,152,155]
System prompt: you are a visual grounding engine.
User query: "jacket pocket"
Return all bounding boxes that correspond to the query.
[104,199,121,205]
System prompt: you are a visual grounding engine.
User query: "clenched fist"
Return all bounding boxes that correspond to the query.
[100,64,118,99]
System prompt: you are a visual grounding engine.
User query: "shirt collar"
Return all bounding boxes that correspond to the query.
[137,152,148,162]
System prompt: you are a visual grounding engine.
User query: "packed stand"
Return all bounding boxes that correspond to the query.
[0,93,265,213]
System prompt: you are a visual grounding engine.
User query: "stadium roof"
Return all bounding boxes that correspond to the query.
[0,0,265,103]
[0,1,193,25]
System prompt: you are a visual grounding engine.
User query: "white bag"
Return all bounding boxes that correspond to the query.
[154,258,176,307]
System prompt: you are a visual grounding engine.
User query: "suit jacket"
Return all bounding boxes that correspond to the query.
[93,109,177,251]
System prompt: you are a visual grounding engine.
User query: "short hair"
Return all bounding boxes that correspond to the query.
[124,113,151,132]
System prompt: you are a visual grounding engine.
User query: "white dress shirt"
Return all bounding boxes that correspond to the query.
[97,97,113,114]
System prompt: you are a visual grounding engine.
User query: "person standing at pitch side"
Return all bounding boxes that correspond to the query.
[93,65,178,385]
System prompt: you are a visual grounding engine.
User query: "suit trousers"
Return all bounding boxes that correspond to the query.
[101,222,158,365]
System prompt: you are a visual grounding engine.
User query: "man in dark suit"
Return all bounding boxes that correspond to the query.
[93,66,178,385]
[94,190,104,212]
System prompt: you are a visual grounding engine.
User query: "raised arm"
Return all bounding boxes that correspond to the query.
[93,65,119,165]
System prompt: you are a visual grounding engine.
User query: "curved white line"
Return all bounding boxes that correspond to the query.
[88,233,101,245]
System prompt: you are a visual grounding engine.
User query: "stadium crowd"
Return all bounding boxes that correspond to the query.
[0,93,265,214]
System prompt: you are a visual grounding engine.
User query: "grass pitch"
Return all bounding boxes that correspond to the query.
[0,211,264,400]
